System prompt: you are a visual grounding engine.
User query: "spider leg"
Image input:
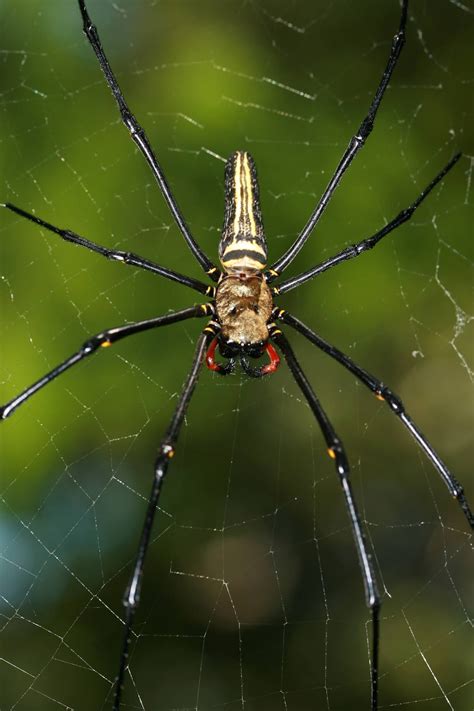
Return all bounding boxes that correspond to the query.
[2,203,214,297]
[270,326,380,710]
[277,310,474,529]
[267,0,408,280]
[113,331,210,711]
[0,304,212,420]
[76,0,219,280]
[274,153,461,295]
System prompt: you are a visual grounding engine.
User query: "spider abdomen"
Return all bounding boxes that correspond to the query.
[219,150,268,272]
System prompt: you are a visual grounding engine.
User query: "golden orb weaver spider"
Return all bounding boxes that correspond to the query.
[1,1,472,709]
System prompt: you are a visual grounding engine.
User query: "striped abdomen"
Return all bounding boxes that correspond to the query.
[219,151,267,273]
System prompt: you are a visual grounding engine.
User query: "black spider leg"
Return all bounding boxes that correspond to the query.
[2,203,214,297]
[0,305,212,420]
[267,0,408,281]
[274,153,461,295]
[113,331,210,711]
[270,327,380,709]
[277,310,474,529]
[76,0,219,281]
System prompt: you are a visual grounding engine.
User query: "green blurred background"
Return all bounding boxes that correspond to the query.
[1,1,472,709]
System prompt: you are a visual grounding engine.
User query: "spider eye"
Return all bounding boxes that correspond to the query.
[229,306,238,316]
[252,305,260,314]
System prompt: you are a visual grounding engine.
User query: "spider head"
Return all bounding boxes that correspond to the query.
[241,339,266,358]
[206,333,279,378]
[217,335,266,360]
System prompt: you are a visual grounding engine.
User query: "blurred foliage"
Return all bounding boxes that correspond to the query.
[0,1,473,709]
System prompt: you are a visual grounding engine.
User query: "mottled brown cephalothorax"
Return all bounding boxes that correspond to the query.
[215,273,273,347]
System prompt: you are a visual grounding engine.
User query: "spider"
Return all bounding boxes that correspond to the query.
[1,0,472,708]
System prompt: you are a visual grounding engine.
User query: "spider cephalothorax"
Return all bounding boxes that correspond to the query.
[206,270,279,376]
[215,272,273,346]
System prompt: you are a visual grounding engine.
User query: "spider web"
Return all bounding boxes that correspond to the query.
[1,1,473,709]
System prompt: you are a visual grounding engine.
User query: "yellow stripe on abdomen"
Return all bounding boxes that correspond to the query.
[219,151,267,272]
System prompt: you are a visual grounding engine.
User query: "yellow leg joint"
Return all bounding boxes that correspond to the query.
[162,444,175,458]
